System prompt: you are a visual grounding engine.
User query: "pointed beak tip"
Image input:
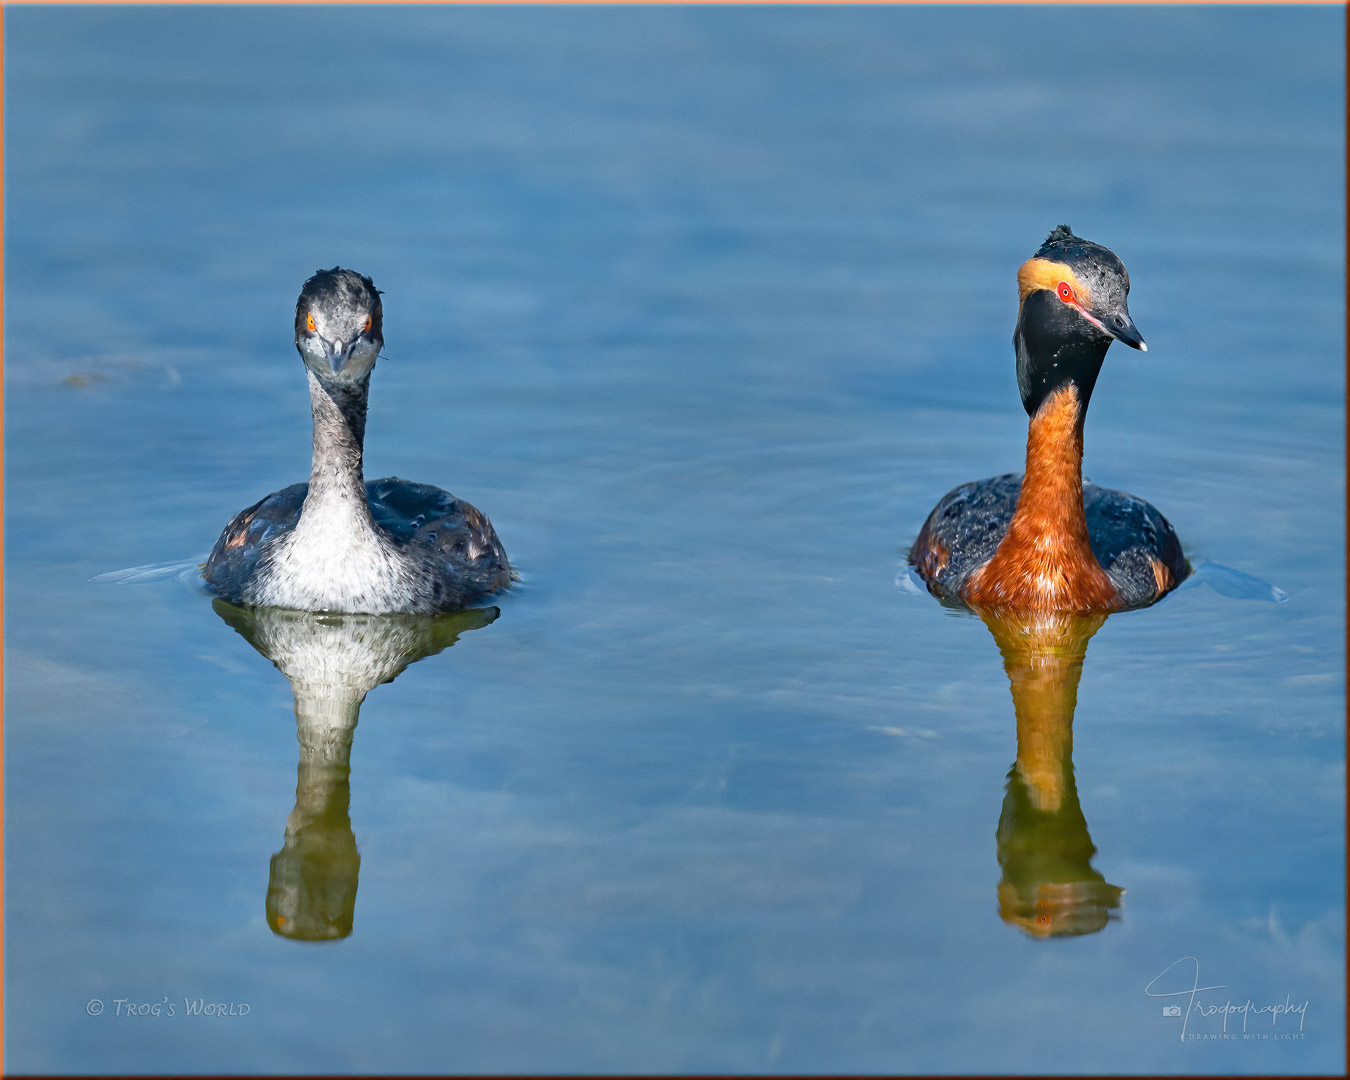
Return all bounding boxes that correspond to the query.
[1138,340,1148,353]
[324,339,352,374]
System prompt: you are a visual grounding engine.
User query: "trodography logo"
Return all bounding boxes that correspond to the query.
[1145,957,1309,1044]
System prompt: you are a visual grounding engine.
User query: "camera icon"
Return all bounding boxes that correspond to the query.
[1162,1005,1182,1017]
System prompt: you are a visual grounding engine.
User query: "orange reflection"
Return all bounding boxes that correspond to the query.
[977,607,1124,938]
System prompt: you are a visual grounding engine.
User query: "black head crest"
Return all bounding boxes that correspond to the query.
[295,267,384,343]
[1032,227,1126,283]
[1035,224,1095,262]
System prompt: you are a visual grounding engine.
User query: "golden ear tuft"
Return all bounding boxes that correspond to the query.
[1018,258,1091,306]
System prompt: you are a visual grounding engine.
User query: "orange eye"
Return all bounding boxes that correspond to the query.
[306,312,316,333]
[363,315,372,334]
[1057,281,1075,303]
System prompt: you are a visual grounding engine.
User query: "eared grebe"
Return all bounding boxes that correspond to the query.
[910,226,1187,612]
[203,268,510,614]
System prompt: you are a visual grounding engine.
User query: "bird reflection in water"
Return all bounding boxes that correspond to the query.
[212,598,499,942]
[977,606,1124,938]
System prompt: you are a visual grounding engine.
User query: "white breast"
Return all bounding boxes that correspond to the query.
[255,492,417,614]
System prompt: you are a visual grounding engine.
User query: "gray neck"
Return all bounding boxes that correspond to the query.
[306,369,371,505]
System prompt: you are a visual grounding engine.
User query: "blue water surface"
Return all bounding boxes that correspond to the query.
[5,6,1344,1075]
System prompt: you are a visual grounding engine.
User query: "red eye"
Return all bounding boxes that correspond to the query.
[1057,281,1075,303]
[306,312,316,333]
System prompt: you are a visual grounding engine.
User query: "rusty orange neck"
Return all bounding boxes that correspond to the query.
[965,385,1118,611]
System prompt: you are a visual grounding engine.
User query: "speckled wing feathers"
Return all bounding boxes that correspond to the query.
[201,483,309,603]
[203,477,510,612]
[910,473,1022,600]
[365,476,512,609]
[1082,484,1188,607]
[910,475,1188,610]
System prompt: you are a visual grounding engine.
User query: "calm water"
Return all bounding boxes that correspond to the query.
[5,6,1344,1074]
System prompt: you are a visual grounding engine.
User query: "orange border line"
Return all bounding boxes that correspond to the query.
[3,0,1346,4]
[1,5,7,1071]
[1,3,7,1069]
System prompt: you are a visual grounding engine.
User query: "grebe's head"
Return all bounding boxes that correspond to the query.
[1013,226,1145,417]
[295,267,383,385]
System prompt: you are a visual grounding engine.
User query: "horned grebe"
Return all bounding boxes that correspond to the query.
[203,268,510,614]
[910,226,1187,612]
